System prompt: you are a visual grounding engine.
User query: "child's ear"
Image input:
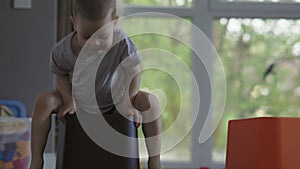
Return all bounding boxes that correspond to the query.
[69,16,77,31]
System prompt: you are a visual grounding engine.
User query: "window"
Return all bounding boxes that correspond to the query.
[213,18,300,162]
[123,0,194,7]
[122,16,193,162]
[219,0,300,2]
[124,0,300,168]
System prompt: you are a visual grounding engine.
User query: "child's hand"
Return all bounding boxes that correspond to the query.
[118,102,143,127]
[129,107,143,127]
[57,102,76,123]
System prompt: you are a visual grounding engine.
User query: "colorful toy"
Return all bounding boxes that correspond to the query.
[0,117,30,169]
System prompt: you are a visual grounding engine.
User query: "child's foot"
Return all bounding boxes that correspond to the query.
[148,156,162,169]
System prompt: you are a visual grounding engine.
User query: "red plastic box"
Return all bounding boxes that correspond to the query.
[226,117,300,169]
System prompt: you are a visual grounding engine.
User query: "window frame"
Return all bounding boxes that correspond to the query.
[123,0,300,168]
[210,0,300,18]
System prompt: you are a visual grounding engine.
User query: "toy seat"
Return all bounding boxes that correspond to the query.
[0,99,26,117]
[226,117,300,169]
[56,109,140,169]
[0,99,30,169]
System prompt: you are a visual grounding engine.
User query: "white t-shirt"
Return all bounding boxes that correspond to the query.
[50,29,141,113]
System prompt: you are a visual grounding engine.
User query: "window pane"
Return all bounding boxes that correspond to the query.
[123,17,193,161]
[213,18,300,162]
[219,0,300,3]
[123,0,194,7]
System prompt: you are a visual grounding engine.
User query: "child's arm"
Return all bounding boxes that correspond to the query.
[55,74,76,121]
[124,65,163,169]
[119,65,142,126]
[128,66,141,99]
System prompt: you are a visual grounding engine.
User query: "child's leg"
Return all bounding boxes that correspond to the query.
[29,90,63,169]
[133,91,162,169]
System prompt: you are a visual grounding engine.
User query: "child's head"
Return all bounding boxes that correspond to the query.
[72,0,116,21]
[70,0,118,51]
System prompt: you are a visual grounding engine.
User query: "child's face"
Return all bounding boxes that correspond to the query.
[71,10,118,55]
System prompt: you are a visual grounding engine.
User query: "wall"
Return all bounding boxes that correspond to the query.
[0,0,56,152]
